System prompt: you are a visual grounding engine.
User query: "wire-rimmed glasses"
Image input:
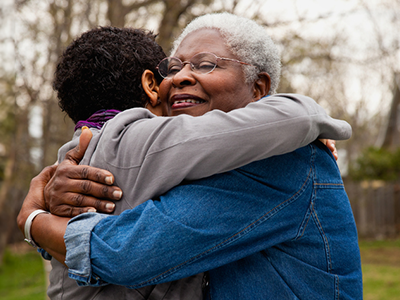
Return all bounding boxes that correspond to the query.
[156,52,253,79]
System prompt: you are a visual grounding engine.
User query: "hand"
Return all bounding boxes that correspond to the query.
[17,164,57,235]
[44,127,123,217]
[319,139,338,160]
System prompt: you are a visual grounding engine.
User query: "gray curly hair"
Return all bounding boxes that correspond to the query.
[171,13,281,95]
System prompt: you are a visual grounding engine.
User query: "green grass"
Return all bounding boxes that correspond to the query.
[0,246,46,300]
[0,240,399,299]
[360,239,400,300]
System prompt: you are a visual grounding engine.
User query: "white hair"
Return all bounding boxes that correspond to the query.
[171,13,281,94]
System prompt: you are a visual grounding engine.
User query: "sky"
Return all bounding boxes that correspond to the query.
[262,0,399,114]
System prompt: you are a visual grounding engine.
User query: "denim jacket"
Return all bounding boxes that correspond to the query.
[65,141,362,299]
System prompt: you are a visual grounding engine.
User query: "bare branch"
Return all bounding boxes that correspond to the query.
[260,8,359,28]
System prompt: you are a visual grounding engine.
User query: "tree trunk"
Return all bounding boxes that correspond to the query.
[107,0,128,27]
[0,108,34,265]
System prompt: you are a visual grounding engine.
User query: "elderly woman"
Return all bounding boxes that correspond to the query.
[18,13,362,299]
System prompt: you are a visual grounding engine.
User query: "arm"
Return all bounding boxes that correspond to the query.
[16,165,69,263]
[21,128,343,284]
[45,94,349,214]
[100,94,348,182]
[17,129,98,262]
[64,147,324,288]
[20,93,346,253]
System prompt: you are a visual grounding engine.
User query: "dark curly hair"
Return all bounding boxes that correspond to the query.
[53,26,166,123]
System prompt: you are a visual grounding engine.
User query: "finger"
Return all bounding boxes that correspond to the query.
[333,149,338,161]
[51,199,116,217]
[48,189,119,213]
[64,126,93,165]
[78,126,93,154]
[35,165,58,185]
[51,205,96,217]
[325,140,335,151]
[68,195,116,213]
[64,180,122,201]
[326,140,338,160]
[46,180,121,210]
[57,163,116,185]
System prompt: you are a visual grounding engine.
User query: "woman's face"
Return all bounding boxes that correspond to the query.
[160,29,256,117]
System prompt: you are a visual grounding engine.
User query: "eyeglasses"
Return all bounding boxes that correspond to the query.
[156,52,253,79]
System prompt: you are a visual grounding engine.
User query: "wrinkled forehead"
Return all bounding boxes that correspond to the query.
[172,28,234,60]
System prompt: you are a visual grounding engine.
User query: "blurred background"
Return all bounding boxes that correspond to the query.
[0,0,399,299]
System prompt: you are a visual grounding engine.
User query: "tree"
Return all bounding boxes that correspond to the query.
[1,0,399,264]
[0,0,223,265]
[254,0,400,169]
[0,0,83,263]
[106,0,219,52]
[349,146,400,181]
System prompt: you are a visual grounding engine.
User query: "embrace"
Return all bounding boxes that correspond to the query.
[18,12,362,300]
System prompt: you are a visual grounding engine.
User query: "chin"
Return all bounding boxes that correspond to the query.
[170,105,209,117]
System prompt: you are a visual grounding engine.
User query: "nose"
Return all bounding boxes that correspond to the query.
[171,63,196,87]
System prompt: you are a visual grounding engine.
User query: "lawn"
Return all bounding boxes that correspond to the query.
[0,244,46,300]
[0,240,399,299]
[360,239,400,300]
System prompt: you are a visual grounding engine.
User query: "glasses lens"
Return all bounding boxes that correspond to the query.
[158,57,182,78]
[191,53,217,74]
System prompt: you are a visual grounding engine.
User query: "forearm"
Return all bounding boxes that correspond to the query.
[110,94,351,199]
[31,213,69,264]
[16,165,68,262]
[66,173,308,288]
[143,94,351,181]
[69,200,281,288]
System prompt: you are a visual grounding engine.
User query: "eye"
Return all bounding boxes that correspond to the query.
[193,60,216,73]
[167,62,182,75]
[197,61,215,70]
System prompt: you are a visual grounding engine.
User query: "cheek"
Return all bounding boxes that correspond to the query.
[159,80,171,101]
[210,78,253,111]
[159,80,172,116]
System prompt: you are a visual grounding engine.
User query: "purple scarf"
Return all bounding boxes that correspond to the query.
[74,109,121,131]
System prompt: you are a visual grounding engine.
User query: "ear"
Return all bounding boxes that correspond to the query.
[252,72,271,101]
[141,70,162,116]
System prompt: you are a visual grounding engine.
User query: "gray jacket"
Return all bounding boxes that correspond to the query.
[47,94,351,300]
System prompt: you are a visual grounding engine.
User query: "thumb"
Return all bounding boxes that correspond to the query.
[78,126,93,154]
[65,126,93,165]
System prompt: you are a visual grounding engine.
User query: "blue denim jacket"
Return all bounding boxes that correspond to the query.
[65,141,362,299]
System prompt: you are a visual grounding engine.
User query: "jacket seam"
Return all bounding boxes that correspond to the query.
[295,144,315,240]
[336,274,340,300]
[311,200,333,272]
[314,183,343,186]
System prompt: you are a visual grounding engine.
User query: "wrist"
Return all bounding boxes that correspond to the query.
[17,208,34,233]
[23,209,50,248]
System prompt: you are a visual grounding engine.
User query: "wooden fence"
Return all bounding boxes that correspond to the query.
[344,180,400,239]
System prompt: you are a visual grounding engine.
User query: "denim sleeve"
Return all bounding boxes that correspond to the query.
[66,151,315,288]
[64,212,110,286]
[38,248,52,260]
[68,194,299,288]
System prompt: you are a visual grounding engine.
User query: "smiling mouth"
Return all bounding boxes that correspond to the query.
[171,99,205,109]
